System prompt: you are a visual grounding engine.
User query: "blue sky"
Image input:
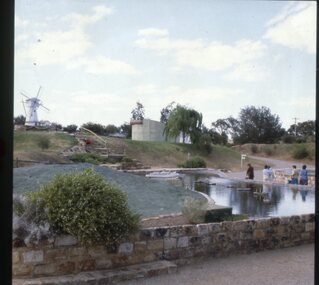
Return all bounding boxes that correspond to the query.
[14,0,316,129]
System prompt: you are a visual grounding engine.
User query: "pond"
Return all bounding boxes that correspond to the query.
[159,171,315,218]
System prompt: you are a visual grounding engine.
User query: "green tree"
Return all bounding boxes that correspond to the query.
[164,105,202,144]
[131,102,145,120]
[104,124,119,135]
[14,115,26,125]
[120,122,132,138]
[63,124,78,133]
[287,120,315,137]
[81,122,105,136]
[160,101,175,123]
[234,106,284,144]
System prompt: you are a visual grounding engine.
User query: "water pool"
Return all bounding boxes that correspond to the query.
[165,172,315,218]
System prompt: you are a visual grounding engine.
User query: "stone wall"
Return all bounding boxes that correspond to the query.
[13,214,315,278]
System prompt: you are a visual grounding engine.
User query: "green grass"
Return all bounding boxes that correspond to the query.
[14,131,77,151]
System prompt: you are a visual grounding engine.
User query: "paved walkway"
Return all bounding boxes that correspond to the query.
[118,244,314,285]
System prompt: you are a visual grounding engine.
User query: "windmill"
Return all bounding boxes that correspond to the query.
[21,86,49,128]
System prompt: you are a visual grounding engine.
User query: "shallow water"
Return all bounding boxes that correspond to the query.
[167,172,315,218]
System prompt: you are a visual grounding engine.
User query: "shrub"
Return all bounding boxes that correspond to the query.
[121,156,134,163]
[263,146,273,156]
[25,169,140,245]
[178,156,206,168]
[181,197,209,224]
[250,144,258,154]
[69,153,106,165]
[292,144,309,159]
[197,133,213,154]
[37,136,50,150]
[281,135,296,144]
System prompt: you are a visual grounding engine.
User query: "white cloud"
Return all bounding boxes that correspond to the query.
[136,30,267,76]
[67,56,138,75]
[15,5,137,75]
[176,40,266,71]
[62,5,114,28]
[225,63,269,82]
[138,28,169,37]
[134,84,159,95]
[264,2,316,54]
[16,29,92,65]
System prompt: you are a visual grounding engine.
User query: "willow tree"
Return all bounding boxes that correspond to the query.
[163,105,203,144]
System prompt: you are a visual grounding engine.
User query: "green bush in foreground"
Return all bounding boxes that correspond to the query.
[178,156,207,168]
[27,169,140,246]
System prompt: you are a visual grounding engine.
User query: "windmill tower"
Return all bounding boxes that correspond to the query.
[21,86,49,127]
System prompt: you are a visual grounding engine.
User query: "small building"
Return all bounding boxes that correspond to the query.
[131,119,190,143]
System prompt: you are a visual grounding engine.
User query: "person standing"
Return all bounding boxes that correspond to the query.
[267,165,274,181]
[299,165,308,185]
[262,165,269,181]
[246,163,254,179]
[290,165,299,184]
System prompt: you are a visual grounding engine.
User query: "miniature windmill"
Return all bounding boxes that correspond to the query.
[21,86,49,127]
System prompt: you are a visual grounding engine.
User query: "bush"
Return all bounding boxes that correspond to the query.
[281,135,296,144]
[292,144,309,159]
[25,169,140,245]
[250,144,258,154]
[263,146,273,156]
[181,197,209,224]
[197,134,213,154]
[69,153,106,165]
[178,156,206,168]
[37,136,50,150]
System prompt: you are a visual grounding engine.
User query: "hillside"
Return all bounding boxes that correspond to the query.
[13,130,315,172]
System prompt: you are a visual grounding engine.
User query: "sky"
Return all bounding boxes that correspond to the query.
[14,0,316,130]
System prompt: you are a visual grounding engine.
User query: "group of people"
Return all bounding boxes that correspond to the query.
[289,164,308,185]
[245,162,308,186]
[262,165,274,182]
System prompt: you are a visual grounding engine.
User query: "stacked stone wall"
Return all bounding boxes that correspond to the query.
[13,214,314,278]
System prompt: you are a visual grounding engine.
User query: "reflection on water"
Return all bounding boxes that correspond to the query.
[166,172,315,218]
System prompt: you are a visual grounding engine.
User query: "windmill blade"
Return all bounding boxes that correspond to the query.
[40,103,50,111]
[36,86,42,98]
[20,92,30,99]
[21,100,27,116]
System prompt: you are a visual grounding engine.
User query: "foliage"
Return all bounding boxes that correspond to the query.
[292,144,310,159]
[233,106,285,144]
[263,146,273,156]
[121,156,134,163]
[181,197,210,224]
[68,153,107,164]
[281,134,296,144]
[63,124,78,133]
[105,124,119,135]
[211,117,239,139]
[178,156,206,168]
[160,101,175,123]
[131,101,145,120]
[287,120,315,137]
[37,136,51,150]
[14,115,26,125]
[250,144,258,154]
[81,122,106,136]
[120,123,132,138]
[164,104,203,144]
[197,133,213,154]
[25,169,140,245]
